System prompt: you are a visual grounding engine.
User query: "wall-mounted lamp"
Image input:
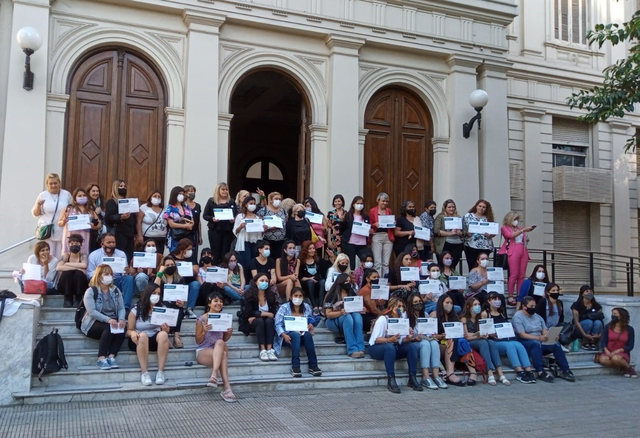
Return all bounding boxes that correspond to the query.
[462,89,489,138]
[16,27,43,91]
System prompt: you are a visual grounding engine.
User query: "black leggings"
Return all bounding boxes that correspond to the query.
[86,321,125,358]
[301,279,324,308]
[208,229,235,265]
[58,270,88,300]
[342,241,370,270]
[250,317,275,347]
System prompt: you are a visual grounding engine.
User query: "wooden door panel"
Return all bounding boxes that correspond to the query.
[398,134,427,208]
[121,104,158,199]
[364,131,393,205]
[73,100,111,192]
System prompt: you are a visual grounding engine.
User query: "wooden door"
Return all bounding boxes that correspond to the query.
[65,49,165,200]
[364,88,432,213]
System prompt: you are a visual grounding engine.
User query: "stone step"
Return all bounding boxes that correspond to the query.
[37,318,240,336]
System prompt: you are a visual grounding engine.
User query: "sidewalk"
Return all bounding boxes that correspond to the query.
[0,374,638,438]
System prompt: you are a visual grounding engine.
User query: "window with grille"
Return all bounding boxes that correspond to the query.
[552,118,590,168]
[554,0,589,45]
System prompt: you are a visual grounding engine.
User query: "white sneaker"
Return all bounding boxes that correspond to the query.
[155,370,165,385]
[141,372,152,386]
[561,345,570,353]
[267,349,278,361]
[185,308,197,319]
[259,349,269,361]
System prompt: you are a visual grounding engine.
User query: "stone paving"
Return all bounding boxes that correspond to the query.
[0,374,638,438]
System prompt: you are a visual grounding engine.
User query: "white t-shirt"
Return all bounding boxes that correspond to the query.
[130,306,161,337]
[34,190,72,242]
[258,302,269,312]
[26,254,59,283]
[140,204,168,238]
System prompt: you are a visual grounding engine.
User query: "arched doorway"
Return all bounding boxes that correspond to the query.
[64,49,166,199]
[363,87,432,213]
[229,70,310,200]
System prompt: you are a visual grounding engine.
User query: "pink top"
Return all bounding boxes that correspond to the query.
[349,214,367,246]
[311,222,325,249]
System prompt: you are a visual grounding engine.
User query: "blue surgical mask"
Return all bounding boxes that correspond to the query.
[307,267,317,275]
[262,249,271,258]
[472,305,482,314]
[258,281,269,290]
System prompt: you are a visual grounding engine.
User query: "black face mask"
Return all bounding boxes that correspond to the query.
[341,284,352,294]
[201,256,212,264]
[370,279,379,285]
[164,266,177,275]
[118,187,127,197]
[338,264,348,272]
[611,315,619,323]
[412,302,424,311]
[187,193,196,200]
[525,307,536,315]
[297,210,306,218]
[549,293,560,300]
[406,209,416,216]
[428,209,436,216]
[69,245,81,254]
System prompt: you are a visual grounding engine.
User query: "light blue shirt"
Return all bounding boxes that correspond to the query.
[87,247,128,280]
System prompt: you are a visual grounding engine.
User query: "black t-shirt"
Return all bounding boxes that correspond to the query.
[571,299,603,321]
[394,216,415,250]
[286,218,312,245]
[250,257,275,279]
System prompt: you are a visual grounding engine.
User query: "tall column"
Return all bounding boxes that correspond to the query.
[217,113,233,184]
[182,10,225,195]
[477,61,511,220]
[0,0,51,248]
[309,124,329,210]
[326,34,364,204]
[445,55,481,210]
[45,93,69,176]
[521,0,544,57]
[165,107,185,193]
[521,109,546,232]
[431,137,450,206]
[610,121,633,257]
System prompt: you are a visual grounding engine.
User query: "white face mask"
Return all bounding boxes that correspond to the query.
[479,259,489,268]
[305,207,312,212]
[177,194,185,203]
[364,262,373,269]
[430,271,440,279]
[247,204,256,212]
[150,294,160,304]
[536,272,545,280]
[512,220,519,227]
[151,197,161,206]
[292,297,303,306]
[272,200,281,207]
[443,259,453,267]
[185,250,193,258]
[145,246,157,253]
[102,275,113,285]
[354,203,364,211]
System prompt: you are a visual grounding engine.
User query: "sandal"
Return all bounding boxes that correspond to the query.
[499,375,511,386]
[487,375,497,386]
[207,376,218,388]
[467,373,477,386]
[444,373,466,387]
[173,334,184,349]
[220,389,238,403]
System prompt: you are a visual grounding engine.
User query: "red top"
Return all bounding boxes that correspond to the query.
[607,327,629,353]
[369,207,395,242]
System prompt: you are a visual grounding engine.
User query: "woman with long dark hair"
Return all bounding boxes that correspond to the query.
[571,285,604,351]
[324,273,365,358]
[163,186,194,253]
[238,273,279,361]
[340,196,372,270]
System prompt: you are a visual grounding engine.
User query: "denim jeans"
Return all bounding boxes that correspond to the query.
[134,273,149,293]
[580,319,604,336]
[326,313,365,354]
[283,331,318,368]
[518,338,570,372]
[221,285,246,302]
[419,339,441,369]
[469,339,502,371]
[115,275,135,310]
[494,340,531,369]
[187,280,201,309]
[369,342,419,376]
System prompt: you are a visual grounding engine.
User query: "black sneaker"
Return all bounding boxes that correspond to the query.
[335,336,346,344]
[63,298,73,308]
[291,367,302,378]
[559,370,575,382]
[516,371,534,384]
[537,371,555,382]
[526,371,537,383]
[308,366,322,377]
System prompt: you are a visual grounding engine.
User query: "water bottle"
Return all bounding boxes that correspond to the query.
[572,339,580,352]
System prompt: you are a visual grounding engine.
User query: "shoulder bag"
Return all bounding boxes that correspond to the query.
[494,233,510,270]
[35,194,60,240]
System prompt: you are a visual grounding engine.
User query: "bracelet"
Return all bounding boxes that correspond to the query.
[157,271,164,278]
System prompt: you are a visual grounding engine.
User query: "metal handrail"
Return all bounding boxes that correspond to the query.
[0,236,35,256]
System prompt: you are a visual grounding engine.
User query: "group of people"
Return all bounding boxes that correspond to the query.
[26,175,636,400]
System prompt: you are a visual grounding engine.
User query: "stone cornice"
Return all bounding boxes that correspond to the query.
[183,9,226,34]
[326,34,365,56]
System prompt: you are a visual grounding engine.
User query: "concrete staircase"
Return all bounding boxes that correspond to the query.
[12,294,619,404]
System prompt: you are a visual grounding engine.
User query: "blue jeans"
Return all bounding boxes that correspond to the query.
[369,342,419,376]
[518,338,570,373]
[419,339,441,370]
[115,275,135,310]
[222,285,246,302]
[326,313,365,354]
[237,242,257,283]
[469,339,501,371]
[580,319,603,336]
[495,340,531,369]
[283,331,318,368]
[187,280,200,309]
[424,301,437,315]
[134,273,149,293]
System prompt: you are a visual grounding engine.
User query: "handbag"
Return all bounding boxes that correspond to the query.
[35,194,61,241]
[494,233,510,270]
[558,322,575,345]
[306,218,320,244]
[587,311,605,321]
[24,280,47,295]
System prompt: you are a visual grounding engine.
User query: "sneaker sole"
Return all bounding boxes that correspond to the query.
[308,371,323,377]
[291,373,302,378]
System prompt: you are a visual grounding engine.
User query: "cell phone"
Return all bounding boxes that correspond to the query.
[530,225,537,230]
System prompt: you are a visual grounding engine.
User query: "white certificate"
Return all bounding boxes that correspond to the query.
[533,282,547,297]
[487,267,504,281]
[263,216,283,229]
[163,284,188,302]
[443,322,464,339]
[387,318,410,336]
[343,296,364,313]
[414,226,431,241]
[351,221,371,237]
[479,318,496,336]
[468,221,500,235]
[420,262,430,277]
[208,313,233,331]
[205,267,228,283]
[133,252,157,269]
[244,219,264,233]
[448,276,467,290]
[444,217,462,230]
[67,214,92,231]
[417,317,438,336]
[102,256,126,274]
[400,267,420,282]
[305,211,323,225]
[110,325,125,334]
[284,316,308,332]
[150,307,179,327]
[495,322,516,339]
[176,261,193,277]
[378,215,396,229]
[213,208,234,220]
[370,284,390,300]
[22,263,41,281]
[117,198,139,214]
[378,278,389,286]
[487,281,504,294]
[419,280,441,297]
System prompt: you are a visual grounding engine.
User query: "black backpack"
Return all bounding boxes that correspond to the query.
[32,329,68,381]
[75,287,98,329]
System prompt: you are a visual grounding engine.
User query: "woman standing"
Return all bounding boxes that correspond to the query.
[32,173,72,258]
[57,234,89,308]
[394,200,422,258]
[238,273,279,361]
[369,193,394,278]
[136,190,167,253]
[105,180,138,261]
[203,183,236,265]
[433,199,464,271]
[499,211,535,306]
[86,183,105,252]
[163,186,194,253]
[571,285,604,351]
[58,187,102,255]
[598,307,636,377]
[419,200,437,261]
[285,204,312,247]
[303,197,329,252]
[183,185,202,263]
[324,273,365,358]
[258,191,288,260]
[463,199,496,271]
[340,196,373,270]
[233,196,266,282]
[327,194,346,255]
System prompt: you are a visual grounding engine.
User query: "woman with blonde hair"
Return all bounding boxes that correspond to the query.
[324,253,354,292]
[498,211,535,306]
[105,180,138,261]
[203,182,236,264]
[433,199,464,271]
[280,198,296,217]
[235,190,250,207]
[32,173,72,258]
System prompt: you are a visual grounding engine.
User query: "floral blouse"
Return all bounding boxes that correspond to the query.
[327,209,345,252]
[463,212,494,250]
[163,203,193,224]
